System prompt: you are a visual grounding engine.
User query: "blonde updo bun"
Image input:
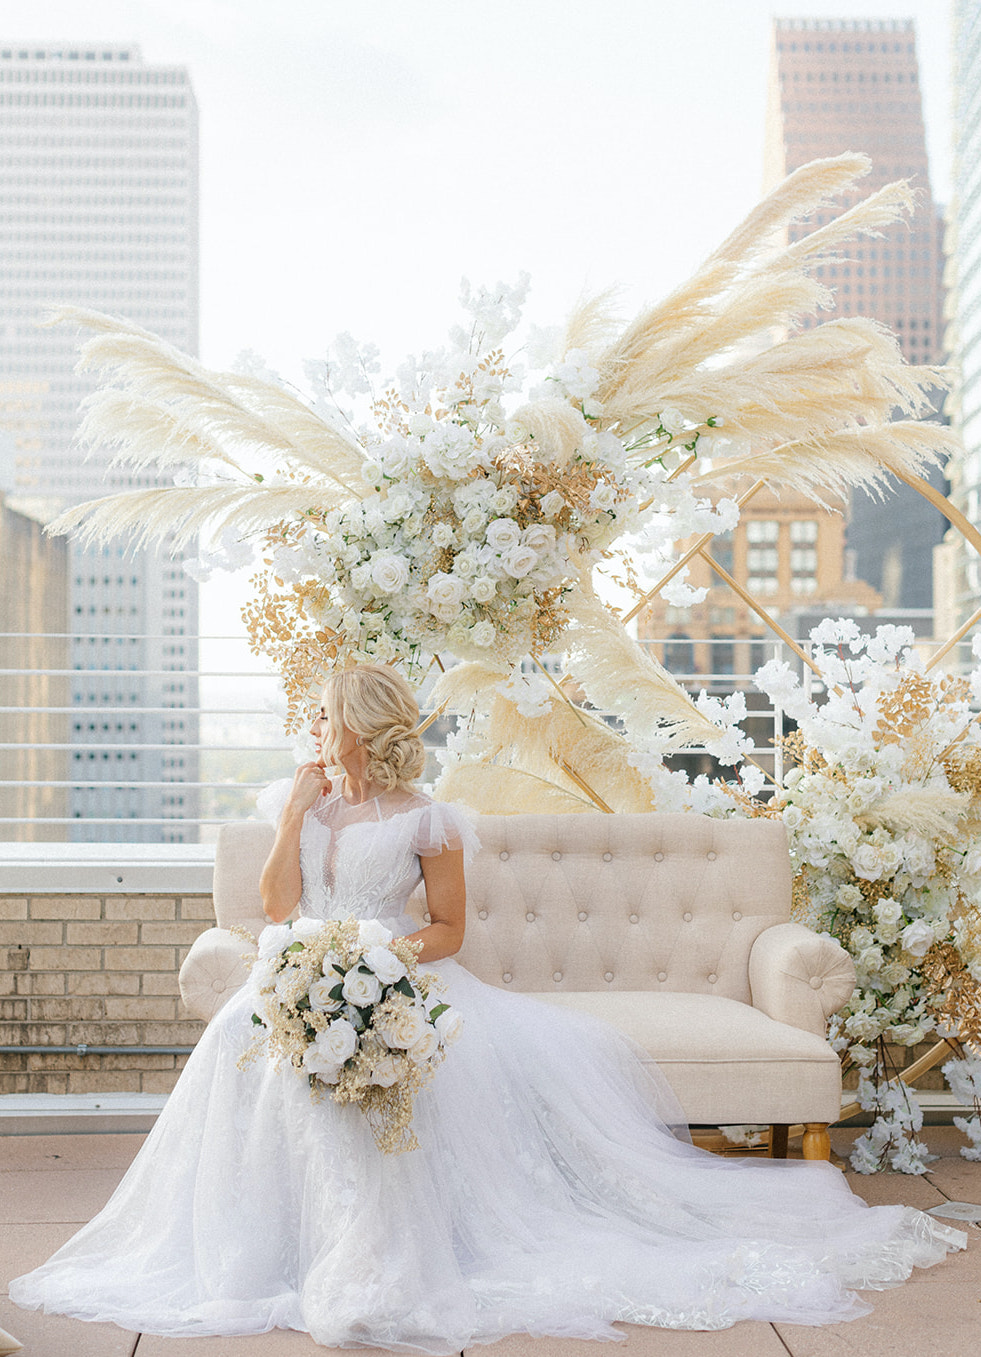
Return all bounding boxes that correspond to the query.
[321,665,426,791]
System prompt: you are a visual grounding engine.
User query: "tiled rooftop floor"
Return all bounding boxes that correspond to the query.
[1,1126,978,1357]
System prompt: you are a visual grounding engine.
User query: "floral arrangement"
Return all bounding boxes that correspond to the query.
[242,277,724,720]
[240,916,461,1154]
[754,620,981,1172]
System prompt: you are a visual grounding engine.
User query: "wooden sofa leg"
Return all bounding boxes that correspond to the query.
[768,1124,789,1158]
[802,1123,831,1161]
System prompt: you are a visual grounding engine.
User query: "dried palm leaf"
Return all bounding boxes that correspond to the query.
[858,788,969,840]
[696,420,957,503]
[49,306,368,495]
[47,484,333,553]
[433,762,594,815]
[564,585,723,750]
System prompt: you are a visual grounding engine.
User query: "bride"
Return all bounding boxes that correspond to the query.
[10,664,966,1350]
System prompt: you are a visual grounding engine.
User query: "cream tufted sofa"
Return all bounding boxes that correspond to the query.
[180,810,855,1160]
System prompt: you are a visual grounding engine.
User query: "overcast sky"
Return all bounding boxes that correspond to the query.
[7,0,956,381]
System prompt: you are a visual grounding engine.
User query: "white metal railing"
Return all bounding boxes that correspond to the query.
[1,630,971,844]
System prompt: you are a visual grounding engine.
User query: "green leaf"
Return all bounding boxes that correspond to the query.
[393,976,415,999]
[251,1013,264,1026]
[329,983,344,1001]
[332,963,346,977]
[429,1002,450,1021]
[286,940,305,953]
[296,996,311,1011]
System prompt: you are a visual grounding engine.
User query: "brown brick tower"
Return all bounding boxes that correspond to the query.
[763,18,948,609]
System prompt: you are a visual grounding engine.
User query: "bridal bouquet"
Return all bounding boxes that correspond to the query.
[240,916,462,1153]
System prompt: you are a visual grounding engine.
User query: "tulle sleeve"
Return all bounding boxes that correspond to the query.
[410,799,481,866]
[255,777,293,827]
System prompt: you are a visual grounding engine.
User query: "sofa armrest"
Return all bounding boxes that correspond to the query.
[179,927,256,1024]
[749,922,855,1037]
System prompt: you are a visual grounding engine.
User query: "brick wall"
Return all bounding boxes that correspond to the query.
[0,892,214,1093]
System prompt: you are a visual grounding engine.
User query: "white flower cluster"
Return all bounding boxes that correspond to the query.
[248,917,460,1150]
[754,621,981,1170]
[258,278,725,675]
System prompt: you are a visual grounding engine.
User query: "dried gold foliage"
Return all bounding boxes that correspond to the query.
[920,940,981,1054]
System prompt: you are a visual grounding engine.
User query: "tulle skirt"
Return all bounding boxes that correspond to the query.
[10,957,965,1351]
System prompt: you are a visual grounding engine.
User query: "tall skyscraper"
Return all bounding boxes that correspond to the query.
[0,43,199,842]
[763,17,948,611]
[943,1,981,640]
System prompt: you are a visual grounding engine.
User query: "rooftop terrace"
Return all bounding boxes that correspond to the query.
[1,1124,978,1357]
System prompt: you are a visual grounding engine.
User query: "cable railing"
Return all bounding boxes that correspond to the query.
[1,629,972,844]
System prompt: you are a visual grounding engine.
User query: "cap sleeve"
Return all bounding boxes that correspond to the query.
[410,799,480,865]
[255,777,293,826]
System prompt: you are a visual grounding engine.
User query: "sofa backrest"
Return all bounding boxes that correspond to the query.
[455,812,792,1004]
[214,810,792,1005]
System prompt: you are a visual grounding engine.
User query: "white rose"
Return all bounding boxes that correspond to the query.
[836,884,863,911]
[432,522,456,549]
[451,550,480,579]
[850,926,874,952]
[376,1000,429,1050]
[407,1027,440,1065]
[856,945,884,974]
[370,553,410,594]
[362,944,407,986]
[257,924,293,960]
[502,544,538,579]
[342,968,384,1007]
[434,1008,464,1046]
[659,407,687,436]
[490,485,519,513]
[462,509,486,534]
[463,620,493,648]
[589,481,618,512]
[308,977,342,1013]
[302,1045,341,1082]
[844,1012,881,1042]
[427,572,467,611]
[901,919,936,958]
[471,576,497,603]
[851,843,883,881]
[540,490,565,519]
[369,1052,408,1087]
[522,523,555,554]
[873,898,903,927]
[485,517,522,553]
[291,917,323,943]
[781,804,803,831]
[322,1017,358,1063]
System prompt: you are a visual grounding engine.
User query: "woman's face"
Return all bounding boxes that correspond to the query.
[311,696,359,769]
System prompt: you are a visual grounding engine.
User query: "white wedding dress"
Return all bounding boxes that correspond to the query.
[11,784,966,1351]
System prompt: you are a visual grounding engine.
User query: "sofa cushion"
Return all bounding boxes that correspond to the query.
[459,811,792,1002]
[531,991,842,1125]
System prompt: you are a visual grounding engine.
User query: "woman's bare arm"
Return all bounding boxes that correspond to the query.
[259,763,330,923]
[404,848,466,962]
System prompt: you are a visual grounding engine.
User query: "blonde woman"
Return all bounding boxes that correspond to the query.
[12,664,964,1349]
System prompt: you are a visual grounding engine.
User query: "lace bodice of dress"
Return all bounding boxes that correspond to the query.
[256,779,477,932]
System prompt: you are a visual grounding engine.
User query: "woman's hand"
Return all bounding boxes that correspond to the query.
[285,761,332,815]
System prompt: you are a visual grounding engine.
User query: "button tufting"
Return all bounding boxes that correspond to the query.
[708,973,718,983]
[629,913,639,924]
[603,852,613,862]
[553,971,563,983]
[526,911,536,922]
[809,976,824,990]
[657,971,667,982]
[499,851,509,861]
[654,852,664,862]
[502,972,512,983]
[732,911,742,921]
[578,911,588,921]
[604,971,614,982]
[683,911,693,922]
[211,979,225,992]
[551,851,562,861]
[478,909,488,920]
[707,850,717,861]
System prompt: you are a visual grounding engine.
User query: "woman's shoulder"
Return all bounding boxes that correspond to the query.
[391,791,480,861]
